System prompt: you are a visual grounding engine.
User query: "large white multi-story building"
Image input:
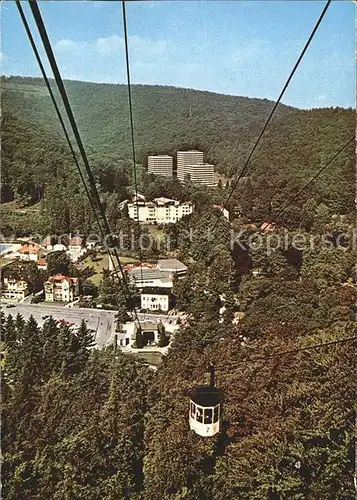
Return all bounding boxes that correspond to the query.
[147,155,173,178]
[127,196,194,224]
[185,163,215,186]
[177,150,204,181]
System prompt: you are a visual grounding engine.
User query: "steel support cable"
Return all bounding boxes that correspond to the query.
[125,333,357,428]
[189,0,332,272]
[121,0,144,285]
[28,1,141,328]
[242,136,355,248]
[225,334,357,368]
[162,0,332,325]
[272,136,354,221]
[222,0,332,212]
[219,335,357,405]
[16,1,105,241]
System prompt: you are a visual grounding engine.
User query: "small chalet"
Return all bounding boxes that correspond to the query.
[36,258,48,271]
[212,204,229,220]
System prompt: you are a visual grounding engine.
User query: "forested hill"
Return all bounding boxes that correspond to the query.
[2,75,295,166]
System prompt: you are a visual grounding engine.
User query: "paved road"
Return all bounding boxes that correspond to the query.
[2,302,178,347]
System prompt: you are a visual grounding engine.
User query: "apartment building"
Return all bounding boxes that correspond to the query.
[44,274,79,303]
[3,277,30,301]
[127,196,194,224]
[177,150,204,181]
[147,155,173,178]
[185,163,215,186]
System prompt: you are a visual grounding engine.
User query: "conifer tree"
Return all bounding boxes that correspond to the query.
[157,322,169,347]
[4,315,17,347]
[76,319,96,350]
[135,326,144,349]
[15,313,25,338]
[58,324,81,375]
[41,316,61,376]
[0,310,6,342]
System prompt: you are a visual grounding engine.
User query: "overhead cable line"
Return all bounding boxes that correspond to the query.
[26,1,141,327]
[162,0,333,326]
[192,0,332,266]
[229,334,357,366]
[272,136,355,221]
[121,333,357,429]
[16,1,105,241]
[122,0,144,285]
[222,0,332,212]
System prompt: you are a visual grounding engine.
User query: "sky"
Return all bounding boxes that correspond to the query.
[1,0,355,109]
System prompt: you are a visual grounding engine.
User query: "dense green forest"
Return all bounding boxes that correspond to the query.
[1,76,356,497]
[1,77,354,234]
[1,76,294,168]
[2,230,356,497]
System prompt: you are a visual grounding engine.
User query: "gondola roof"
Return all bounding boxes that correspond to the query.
[188,385,223,406]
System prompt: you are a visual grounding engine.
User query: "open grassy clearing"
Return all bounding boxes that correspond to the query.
[1,201,42,214]
[81,253,138,285]
[125,351,163,367]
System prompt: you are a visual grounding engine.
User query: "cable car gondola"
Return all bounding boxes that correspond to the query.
[188,365,223,437]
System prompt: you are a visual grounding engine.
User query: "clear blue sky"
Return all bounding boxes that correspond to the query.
[1,0,355,109]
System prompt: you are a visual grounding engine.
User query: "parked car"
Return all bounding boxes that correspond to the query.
[6,304,16,308]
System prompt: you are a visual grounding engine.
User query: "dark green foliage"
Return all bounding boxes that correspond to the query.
[2,315,152,499]
[2,76,293,166]
[157,322,169,348]
[2,78,354,242]
[2,260,44,293]
[115,303,130,327]
[98,269,134,312]
[1,77,355,499]
[46,251,78,277]
[135,327,144,349]
[76,319,96,350]
[80,279,99,298]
